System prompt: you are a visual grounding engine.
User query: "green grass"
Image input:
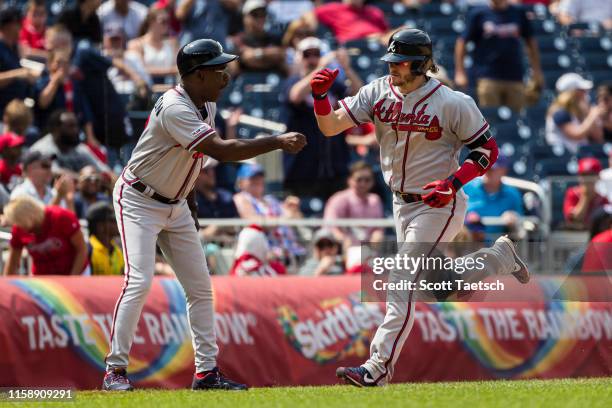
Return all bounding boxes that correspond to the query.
[6,378,611,408]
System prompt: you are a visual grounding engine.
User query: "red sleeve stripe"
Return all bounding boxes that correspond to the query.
[463,122,490,144]
[187,128,215,151]
[340,99,360,126]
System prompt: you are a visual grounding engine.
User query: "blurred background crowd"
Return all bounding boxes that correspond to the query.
[0,0,610,278]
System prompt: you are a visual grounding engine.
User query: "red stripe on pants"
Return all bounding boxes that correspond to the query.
[105,183,131,366]
[374,198,457,383]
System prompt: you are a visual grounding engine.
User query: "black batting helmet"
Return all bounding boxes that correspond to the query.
[381,28,435,76]
[177,39,238,77]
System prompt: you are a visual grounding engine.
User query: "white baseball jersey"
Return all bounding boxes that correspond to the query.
[125,84,215,199]
[339,76,489,194]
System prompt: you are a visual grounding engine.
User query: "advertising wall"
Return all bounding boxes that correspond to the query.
[0,276,610,388]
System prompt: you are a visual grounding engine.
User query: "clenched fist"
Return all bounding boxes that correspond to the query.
[278,132,307,154]
[310,68,339,97]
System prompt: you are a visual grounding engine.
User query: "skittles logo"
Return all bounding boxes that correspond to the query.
[276,292,384,364]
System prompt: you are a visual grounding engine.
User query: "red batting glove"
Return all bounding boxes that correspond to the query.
[310,68,339,97]
[421,179,456,208]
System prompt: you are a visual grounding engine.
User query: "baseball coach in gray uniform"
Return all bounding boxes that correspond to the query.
[103,39,306,391]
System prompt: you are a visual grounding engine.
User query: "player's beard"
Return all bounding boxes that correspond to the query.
[391,71,418,88]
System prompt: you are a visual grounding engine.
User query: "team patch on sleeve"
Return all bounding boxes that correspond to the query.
[187,127,215,151]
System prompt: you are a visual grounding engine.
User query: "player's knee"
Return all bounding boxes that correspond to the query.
[183,283,213,303]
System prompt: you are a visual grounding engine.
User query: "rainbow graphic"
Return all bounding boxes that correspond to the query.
[11,279,193,383]
[432,277,592,378]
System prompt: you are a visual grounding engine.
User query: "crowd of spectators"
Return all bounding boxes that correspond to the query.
[0,0,610,277]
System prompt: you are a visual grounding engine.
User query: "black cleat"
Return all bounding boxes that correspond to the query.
[191,367,248,391]
[336,366,378,387]
[497,235,530,284]
[102,368,134,391]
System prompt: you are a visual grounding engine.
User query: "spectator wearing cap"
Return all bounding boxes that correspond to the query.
[229,225,287,277]
[98,0,148,41]
[0,132,25,188]
[10,150,76,213]
[324,161,384,249]
[2,195,88,276]
[57,0,103,45]
[564,157,608,229]
[102,22,152,104]
[234,0,286,74]
[0,6,37,118]
[175,0,234,47]
[463,154,524,238]
[282,37,361,199]
[296,0,389,45]
[557,0,612,30]
[86,201,124,275]
[74,165,110,219]
[127,6,180,83]
[33,48,96,141]
[546,73,605,154]
[153,0,181,37]
[19,0,48,60]
[454,0,543,112]
[193,158,239,241]
[299,228,344,276]
[30,110,110,173]
[233,163,305,262]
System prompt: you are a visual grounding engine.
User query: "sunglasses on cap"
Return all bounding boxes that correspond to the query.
[81,175,101,183]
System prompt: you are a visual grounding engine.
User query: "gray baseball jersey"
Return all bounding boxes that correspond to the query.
[106,84,219,374]
[126,84,215,199]
[339,76,489,193]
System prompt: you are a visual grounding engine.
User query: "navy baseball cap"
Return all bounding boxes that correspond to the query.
[492,154,510,170]
[0,5,21,27]
[86,202,115,226]
[237,163,264,180]
[22,151,54,168]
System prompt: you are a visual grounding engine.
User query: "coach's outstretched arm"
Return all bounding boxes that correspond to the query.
[311,68,356,137]
[193,131,306,162]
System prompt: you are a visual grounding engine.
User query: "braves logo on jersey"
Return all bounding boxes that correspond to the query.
[373,100,443,140]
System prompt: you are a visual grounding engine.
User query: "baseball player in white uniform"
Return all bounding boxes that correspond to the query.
[102,39,306,391]
[311,29,530,387]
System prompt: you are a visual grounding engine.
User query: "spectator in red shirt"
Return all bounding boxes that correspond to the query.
[563,157,608,229]
[298,0,389,44]
[581,205,612,273]
[2,195,88,276]
[229,225,287,277]
[19,0,47,59]
[0,132,24,187]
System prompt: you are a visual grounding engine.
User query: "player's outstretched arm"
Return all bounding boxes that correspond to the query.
[311,68,355,137]
[193,131,306,162]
